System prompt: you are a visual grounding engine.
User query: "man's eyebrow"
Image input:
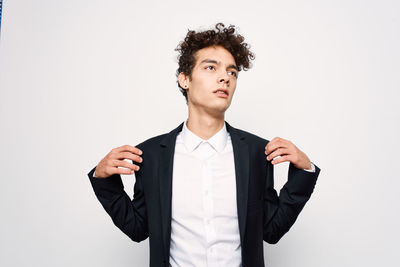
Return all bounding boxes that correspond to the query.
[200,59,218,65]
[200,59,239,71]
[228,64,239,71]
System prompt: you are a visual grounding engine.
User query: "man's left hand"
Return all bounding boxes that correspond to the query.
[265,137,312,170]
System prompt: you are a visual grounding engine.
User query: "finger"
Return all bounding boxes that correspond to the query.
[265,138,281,154]
[270,136,283,143]
[265,138,292,155]
[269,137,288,144]
[266,148,290,161]
[113,167,135,175]
[112,159,140,171]
[114,145,143,155]
[115,152,143,163]
[271,155,292,165]
[265,139,285,155]
[103,166,134,176]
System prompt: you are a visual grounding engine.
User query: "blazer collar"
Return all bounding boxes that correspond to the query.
[158,121,249,259]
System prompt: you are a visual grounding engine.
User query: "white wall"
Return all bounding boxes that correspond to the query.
[1,0,399,266]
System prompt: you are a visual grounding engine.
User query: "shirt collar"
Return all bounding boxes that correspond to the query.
[181,120,229,153]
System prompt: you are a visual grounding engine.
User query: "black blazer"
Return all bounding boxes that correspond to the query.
[88,121,320,267]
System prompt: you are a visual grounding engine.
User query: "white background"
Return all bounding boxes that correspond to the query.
[1,0,399,266]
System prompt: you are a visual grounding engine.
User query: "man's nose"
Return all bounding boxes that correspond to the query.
[218,72,230,84]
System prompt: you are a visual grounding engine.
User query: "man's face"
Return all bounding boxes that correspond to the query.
[180,45,239,116]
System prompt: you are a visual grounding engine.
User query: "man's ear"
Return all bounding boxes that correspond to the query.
[178,72,190,90]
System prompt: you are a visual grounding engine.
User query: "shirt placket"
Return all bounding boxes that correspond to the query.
[200,142,218,267]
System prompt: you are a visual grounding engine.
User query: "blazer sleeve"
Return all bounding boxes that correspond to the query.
[87,164,149,242]
[263,161,320,244]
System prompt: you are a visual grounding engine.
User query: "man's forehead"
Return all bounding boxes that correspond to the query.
[194,46,237,66]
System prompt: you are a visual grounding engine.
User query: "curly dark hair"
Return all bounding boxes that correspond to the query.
[175,22,255,103]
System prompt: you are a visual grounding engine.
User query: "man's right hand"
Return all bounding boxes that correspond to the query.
[94,145,143,178]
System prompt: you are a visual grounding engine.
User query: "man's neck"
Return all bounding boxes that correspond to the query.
[186,110,225,140]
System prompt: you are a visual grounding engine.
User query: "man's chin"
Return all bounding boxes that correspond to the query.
[210,103,230,115]
[189,100,231,116]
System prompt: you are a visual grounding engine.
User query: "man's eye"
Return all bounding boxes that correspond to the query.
[229,71,238,77]
[206,66,215,70]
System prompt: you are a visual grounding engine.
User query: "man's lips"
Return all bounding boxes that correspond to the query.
[213,88,229,97]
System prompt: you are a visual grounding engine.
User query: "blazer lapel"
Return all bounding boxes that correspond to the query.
[226,121,250,243]
[158,122,184,260]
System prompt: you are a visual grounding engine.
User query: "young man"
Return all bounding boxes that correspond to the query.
[88,23,320,267]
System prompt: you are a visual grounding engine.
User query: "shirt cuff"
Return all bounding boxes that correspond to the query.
[303,162,316,173]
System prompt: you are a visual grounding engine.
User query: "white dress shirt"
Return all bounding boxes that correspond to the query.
[169,121,242,267]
